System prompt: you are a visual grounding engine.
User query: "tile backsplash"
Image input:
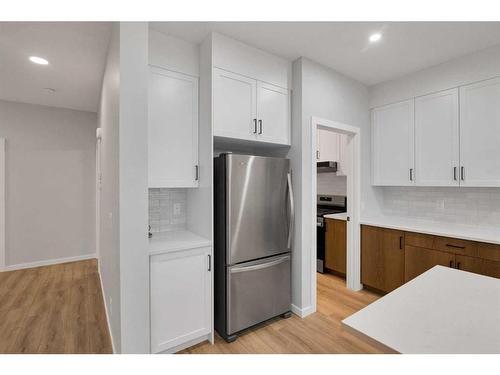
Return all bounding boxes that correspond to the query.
[149,188,187,233]
[381,187,500,227]
[317,173,347,196]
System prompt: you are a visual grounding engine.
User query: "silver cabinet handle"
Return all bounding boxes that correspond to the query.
[230,255,290,273]
[258,119,263,134]
[460,166,465,181]
[316,150,320,160]
[409,168,414,181]
[195,165,199,181]
[207,254,211,271]
[287,172,295,249]
[253,118,257,134]
[453,166,457,181]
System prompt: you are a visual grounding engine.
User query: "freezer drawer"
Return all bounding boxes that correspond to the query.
[227,253,291,335]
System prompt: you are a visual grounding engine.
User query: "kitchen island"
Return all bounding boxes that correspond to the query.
[342,266,500,353]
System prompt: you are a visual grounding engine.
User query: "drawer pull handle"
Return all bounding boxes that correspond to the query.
[449,260,453,268]
[445,244,466,249]
[399,236,403,250]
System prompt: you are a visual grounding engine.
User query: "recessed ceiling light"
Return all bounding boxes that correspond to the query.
[369,33,382,43]
[29,56,49,65]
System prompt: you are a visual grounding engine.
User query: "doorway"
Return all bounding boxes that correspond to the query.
[310,117,362,314]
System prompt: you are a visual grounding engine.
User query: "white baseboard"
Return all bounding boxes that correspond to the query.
[291,304,316,318]
[1,253,97,272]
[97,258,116,354]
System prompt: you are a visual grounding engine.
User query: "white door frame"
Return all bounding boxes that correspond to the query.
[0,138,5,270]
[310,117,362,311]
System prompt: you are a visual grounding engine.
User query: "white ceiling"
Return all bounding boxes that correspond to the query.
[0,22,111,112]
[152,22,500,86]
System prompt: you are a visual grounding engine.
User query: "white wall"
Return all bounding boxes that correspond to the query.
[118,22,149,354]
[0,99,97,268]
[370,43,500,108]
[369,43,500,229]
[98,23,121,353]
[290,57,382,314]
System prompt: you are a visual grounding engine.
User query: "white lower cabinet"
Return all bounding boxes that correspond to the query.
[150,246,212,353]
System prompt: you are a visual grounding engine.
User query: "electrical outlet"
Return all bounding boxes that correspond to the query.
[173,203,181,216]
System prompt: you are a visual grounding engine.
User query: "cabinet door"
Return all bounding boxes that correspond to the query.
[456,255,500,279]
[213,68,257,141]
[318,128,340,162]
[325,218,347,275]
[256,81,290,145]
[148,67,199,188]
[415,89,459,186]
[150,247,211,353]
[372,100,415,186]
[405,245,455,282]
[361,226,405,293]
[460,77,500,187]
[337,133,348,176]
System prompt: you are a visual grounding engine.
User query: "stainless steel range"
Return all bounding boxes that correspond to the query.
[317,195,347,273]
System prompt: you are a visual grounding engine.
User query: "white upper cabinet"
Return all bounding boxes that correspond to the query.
[211,34,291,146]
[337,133,348,176]
[372,99,415,186]
[148,67,199,188]
[256,81,290,145]
[415,88,459,186]
[459,77,500,187]
[317,128,340,162]
[213,68,257,141]
[213,68,290,145]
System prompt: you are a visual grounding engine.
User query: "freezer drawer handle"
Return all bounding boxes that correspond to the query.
[287,172,295,249]
[230,256,290,274]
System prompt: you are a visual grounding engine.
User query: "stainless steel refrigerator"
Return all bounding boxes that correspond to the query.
[214,153,294,342]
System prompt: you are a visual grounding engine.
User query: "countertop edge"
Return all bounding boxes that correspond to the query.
[359,217,500,245]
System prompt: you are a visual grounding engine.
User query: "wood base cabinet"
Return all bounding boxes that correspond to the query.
[325,218,347,275]
[363,225,500,294]
[361,225,405,293]
[405,245,454,282]
[150,246,212,353]
[455,255,500,279]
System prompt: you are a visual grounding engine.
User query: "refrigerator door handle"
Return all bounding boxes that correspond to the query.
[229,255,290,274]
[287,172,295,249]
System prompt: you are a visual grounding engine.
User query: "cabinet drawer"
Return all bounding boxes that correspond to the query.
[405,231,476,256]
[432,236,476,256]
[476,242,500,262]
[405,231,435,249]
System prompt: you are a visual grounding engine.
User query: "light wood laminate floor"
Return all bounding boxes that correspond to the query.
[0,259,112,354]
[181,272,383,354]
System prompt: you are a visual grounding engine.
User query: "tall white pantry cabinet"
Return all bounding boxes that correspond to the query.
[371,76,500,187]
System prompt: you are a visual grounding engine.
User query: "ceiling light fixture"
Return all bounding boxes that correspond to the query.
[369,33,382,43]
[29,56,49,65]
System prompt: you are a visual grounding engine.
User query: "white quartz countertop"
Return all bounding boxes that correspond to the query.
[323,212,348,221]
[342,266,500,354]
[360,215,500,245]
[149,230,211,256]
